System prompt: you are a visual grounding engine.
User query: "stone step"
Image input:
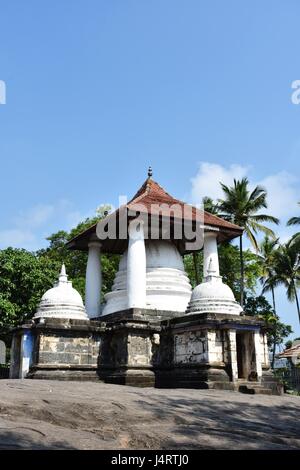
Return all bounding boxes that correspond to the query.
[238,384,273,395]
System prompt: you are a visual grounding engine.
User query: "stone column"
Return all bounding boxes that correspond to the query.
[203,232,219,277]
[127,220,146,309]
[254,330,263,379]
[85,241,102,318]
[228,329,238,382]
[262,333,270,368]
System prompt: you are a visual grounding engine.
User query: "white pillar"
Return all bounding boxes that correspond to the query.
[20,331,34,379]
[263,333,270,368]
[254,330,263,379]
[127,220,146,309]
[203,232,220,277]
[228,330,238,382]
[85,241,102,318]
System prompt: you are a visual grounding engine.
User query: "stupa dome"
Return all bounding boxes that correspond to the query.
[102,240,192,315]
[34,264,88,320]
[186,259,243,316]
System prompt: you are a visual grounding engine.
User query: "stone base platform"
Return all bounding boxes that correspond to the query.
[10,309,282,396]
[27,365,100,382]
[98,368,156,387]
[155,366,235,390]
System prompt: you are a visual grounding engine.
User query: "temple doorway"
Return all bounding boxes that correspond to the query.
[236,332,256,380]
[9,334,22,378]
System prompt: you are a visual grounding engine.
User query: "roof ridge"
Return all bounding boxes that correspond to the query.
[128,178,149,203]
[128,178,242,230]
[128,178,178,204]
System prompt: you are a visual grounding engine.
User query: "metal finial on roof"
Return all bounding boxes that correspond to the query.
[148,166,153,178]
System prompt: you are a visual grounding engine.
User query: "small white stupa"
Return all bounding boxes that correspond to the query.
[186,257,243,316]
[34,264,88,320]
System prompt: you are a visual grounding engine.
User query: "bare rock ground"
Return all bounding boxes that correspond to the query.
[0,379,299,450]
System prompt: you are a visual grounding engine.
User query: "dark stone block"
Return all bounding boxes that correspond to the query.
[56,342,65,352]
[80,354,90,365]
[154,366,231,389]
[98,368,155,387]
[38,352,81,365]
[65,343,86,353]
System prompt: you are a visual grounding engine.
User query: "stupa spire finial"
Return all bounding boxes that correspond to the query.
[206,257,217,277]
[207,257,213,272]
[148,166,153,178]
[58,263,68,283]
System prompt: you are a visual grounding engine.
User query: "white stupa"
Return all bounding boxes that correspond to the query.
[102,240,192,315]
[186,258,243,316]
[34,264,88,320]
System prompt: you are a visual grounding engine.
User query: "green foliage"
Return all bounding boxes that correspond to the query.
[218,178,279,251]
[0,248,60,341]
[202,196,220,215]
[37,213,120,301]
[183,252,202,289]
[244,294,293,351]
[184,243,261,297]
[270,239,300,302]
[287,201,300,228]
[219,244,261,298]
[272,368,290,390]
[263,237,300,325]
[258,236,279,298]
[244,294,275,319]
[0,207,120,342]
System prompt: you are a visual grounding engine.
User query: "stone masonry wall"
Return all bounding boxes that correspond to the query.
[37,332,101,366]
[207,330,224,364]
[174,330,208,364]
[127,332,154,366]
[260,333,270,368]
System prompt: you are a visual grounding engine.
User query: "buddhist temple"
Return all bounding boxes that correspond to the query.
[9,170,282,394]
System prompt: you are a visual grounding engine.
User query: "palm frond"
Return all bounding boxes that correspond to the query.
[251,214,280,225]
[287,217,300,226]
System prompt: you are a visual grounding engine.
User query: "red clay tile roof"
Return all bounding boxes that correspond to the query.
[278,343,300,358]
[66,177,243,253]
[128,178,243,232]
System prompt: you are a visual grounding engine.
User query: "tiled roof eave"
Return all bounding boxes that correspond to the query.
[66,178,243,250]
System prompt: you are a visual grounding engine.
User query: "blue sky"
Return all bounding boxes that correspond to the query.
[0,1,300,338]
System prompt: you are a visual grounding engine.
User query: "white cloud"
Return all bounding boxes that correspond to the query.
[0,200,92,251]
[0,229,36,250]
[14,204,55,229]
[190,162,300,244]
[258,172,299,219]
[190,162,250,204]
[190,162,299,218]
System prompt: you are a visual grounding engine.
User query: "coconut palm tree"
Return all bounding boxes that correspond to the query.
[257,236,280,367]
[271,239,300,325]
[287,202,300,227]
[218,178,279,306]
[287,202,300,243]
[202,196,220,216]
[258,236,279,312]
